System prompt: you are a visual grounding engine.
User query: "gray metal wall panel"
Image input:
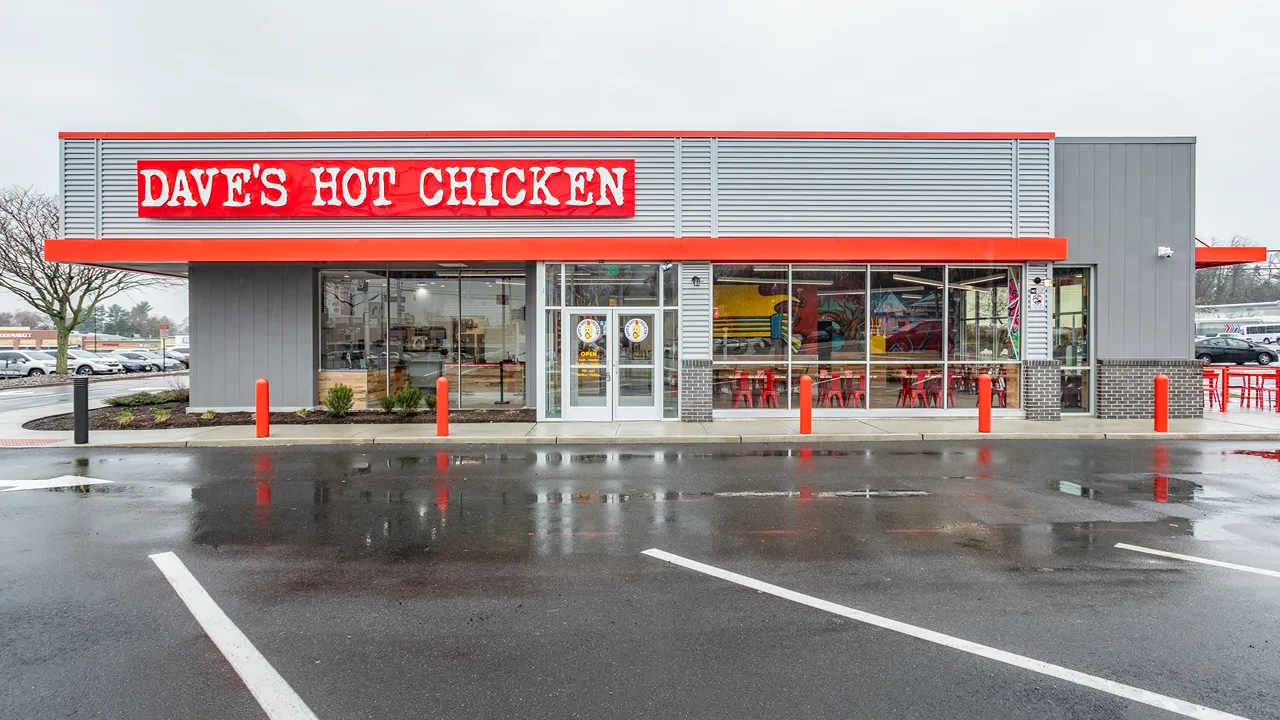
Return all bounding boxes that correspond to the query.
[83,136,1057,241]
[1056,139,1196,359]
[189,264,315,409]
[97,138,677,238]
[679,262,712,360]
[679,138,713,237]
[1016,140,1052,237]
[61,139,97,238]
[714,139,1020,236]
[1024,263,1052,359]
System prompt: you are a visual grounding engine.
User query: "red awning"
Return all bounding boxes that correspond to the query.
[1195,246,1268,269]
[45,236,1068,265]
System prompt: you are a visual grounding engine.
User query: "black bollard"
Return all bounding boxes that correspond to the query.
[73,375,89,444]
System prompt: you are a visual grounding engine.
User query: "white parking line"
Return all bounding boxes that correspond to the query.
[1116,543,1280,579]
[150,552,319,720]
[643,548,1251,720]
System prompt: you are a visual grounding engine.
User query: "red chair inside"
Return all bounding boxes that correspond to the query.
[909,371,930,407]
[732,370,753,408]
[846,371,866,408]
[896,369,911,407]
[819,369,843,407]
[758,370,779,408]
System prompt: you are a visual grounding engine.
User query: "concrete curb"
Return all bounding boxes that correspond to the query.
[24,429,1280,449]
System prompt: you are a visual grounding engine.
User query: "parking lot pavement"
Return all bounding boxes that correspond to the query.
[2,441,1279,719]
[0,372,188,412]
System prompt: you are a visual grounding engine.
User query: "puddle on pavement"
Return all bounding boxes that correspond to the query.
[1051,474,1202,505]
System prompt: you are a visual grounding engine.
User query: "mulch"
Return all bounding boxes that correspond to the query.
[22,402,537,431]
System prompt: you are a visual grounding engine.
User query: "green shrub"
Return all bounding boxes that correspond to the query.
[378,395,397,412]
[153,408,171,423]
[393,386,424,415]
[425,393,437,409]
[117,410,134,425]
[295,408,310,418]
[105,388,190,406]
[200,410,216,421]
[323,384,354,417]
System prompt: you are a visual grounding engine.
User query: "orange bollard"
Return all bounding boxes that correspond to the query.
[255,378,269,438]
[436,375,449,437]
[799,374,813,435]
[1154,373,1169,432]
[977,374,992,433]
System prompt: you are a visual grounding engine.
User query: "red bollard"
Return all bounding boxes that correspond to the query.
[1154,373,1169,432]
[799,374,813,435]
[436,375,449,437]
[255,378,269,438]
[1219,366,1229,413]
[977,374,992,433]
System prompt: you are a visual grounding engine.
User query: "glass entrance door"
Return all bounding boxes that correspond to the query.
[564,309,661,421]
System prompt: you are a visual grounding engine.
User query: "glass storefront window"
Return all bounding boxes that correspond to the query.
[866,364,947,410]
[948,267,1020,361]
[790,364,866,408]
[566,264,659,306]
[712,364,789,410]
[870,266,944,361]
[457,274,526,407]
[545,310,562,418]
[545,264,561,306]
[1061,368,1090,412]
[1053,268,1090,367]
[790,266,867,362]
[663,266,678,306]
[946,364,1021,410]
[711,265,790,360]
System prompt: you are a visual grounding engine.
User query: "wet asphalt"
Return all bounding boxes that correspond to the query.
[1,441,1279,719]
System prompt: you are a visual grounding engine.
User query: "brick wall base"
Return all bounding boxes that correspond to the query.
[1095,359,1203,419]
[1023,359,1062,421]
[680,359,712,422]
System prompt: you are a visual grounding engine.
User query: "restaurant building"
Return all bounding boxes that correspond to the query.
[47,131,1228,421]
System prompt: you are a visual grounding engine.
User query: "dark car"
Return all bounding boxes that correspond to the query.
[107,350,163,372]
[1195,337,1278,366]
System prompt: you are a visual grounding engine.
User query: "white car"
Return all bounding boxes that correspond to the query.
[67,349,125,376]
[0,350,60,377]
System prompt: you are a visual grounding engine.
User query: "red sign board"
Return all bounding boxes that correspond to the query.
[136,159,635,218]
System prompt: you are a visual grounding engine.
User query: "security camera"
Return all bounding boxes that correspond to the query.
[1157,246,1174,258]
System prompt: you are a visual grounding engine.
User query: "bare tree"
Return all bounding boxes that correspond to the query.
[0,186,172,373]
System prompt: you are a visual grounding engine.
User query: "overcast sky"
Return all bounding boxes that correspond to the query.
[2,0,1277,320]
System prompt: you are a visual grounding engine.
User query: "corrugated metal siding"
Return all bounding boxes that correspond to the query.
[679,262,712,359]
[97,139,676,238]
[61,139,98,238]
[1016,140,1052,237]
[189,264,315,409]
[1024,263,1052,359]
[714,140,1019,236]
[76,136,1059,242]
[1056,139,1196,359]
[680,139,713,237]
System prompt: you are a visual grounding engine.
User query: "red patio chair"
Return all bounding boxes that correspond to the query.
[896,369,911,407]
[732,370,753,408]
[991,373,1008,408]
[847,371,866,408]
[909,370,930,407]
[1202,369,1221,409]
[758,369,779,408]
[931,372,956,408]
[819,369,843,407]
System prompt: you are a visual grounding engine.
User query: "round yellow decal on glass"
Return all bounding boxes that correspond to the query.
[576,318,603,344]
[624,317,649,343]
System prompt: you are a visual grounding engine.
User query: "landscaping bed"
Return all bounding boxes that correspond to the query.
[24,403,536,431]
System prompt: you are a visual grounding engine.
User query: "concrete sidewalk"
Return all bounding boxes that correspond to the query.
[3,403,1280,447]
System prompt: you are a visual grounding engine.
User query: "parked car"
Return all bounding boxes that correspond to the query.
[67,349,125,375]
[1195,337,1278,365]
[159,349,189,368]
[167,346,190,362]
[0,350,59,377]
[884,320,944,353]
[107,350,165,372]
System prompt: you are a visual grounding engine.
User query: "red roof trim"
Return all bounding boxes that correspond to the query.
[1195,246,1269,269]
[58,130,1055,141]
[45,237,1067,264]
